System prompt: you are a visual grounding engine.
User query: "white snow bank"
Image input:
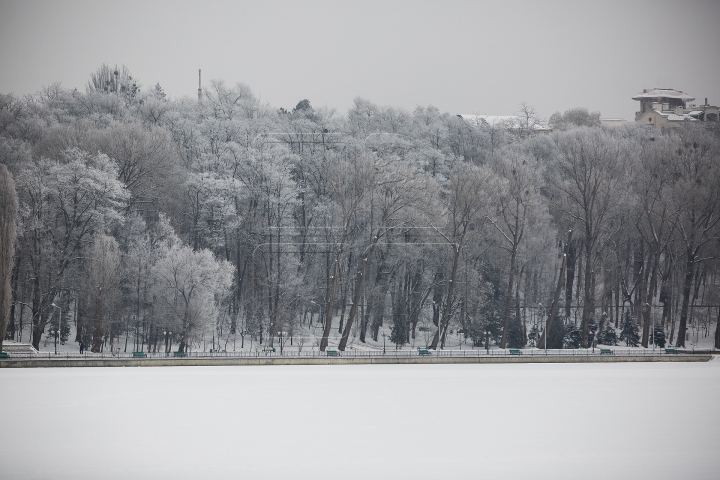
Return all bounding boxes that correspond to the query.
[2,363,719,480]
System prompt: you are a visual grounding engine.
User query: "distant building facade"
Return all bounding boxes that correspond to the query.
[633,88,719,132]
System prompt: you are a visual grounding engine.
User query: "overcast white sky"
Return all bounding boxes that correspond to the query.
[1,0,719,120]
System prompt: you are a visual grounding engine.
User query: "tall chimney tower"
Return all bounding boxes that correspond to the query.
[198,69,202,101]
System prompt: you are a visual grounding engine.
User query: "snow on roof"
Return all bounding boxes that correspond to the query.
[665,113,698,122]
[632,88,695,102]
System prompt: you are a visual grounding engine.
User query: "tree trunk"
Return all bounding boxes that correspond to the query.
[339,239,378,351]
[538,230,572,349]
[564,241,577,319]
[580,233,594,348]
[500,243,518,349]
[320,235,345,352]
[433,244,461,350]
[677,250,695,348]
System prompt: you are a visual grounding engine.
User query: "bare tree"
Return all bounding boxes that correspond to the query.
[87,234,121,353]
[549,128,629,347]
[670,127,720,347]
[431,163,496,350]
[490,148,547,348]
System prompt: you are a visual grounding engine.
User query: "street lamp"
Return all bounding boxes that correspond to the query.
[484,328,490,354]
[51,303,61,355]
[381,332,387,355]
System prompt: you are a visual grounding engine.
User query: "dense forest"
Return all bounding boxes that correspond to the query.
[1,64,719,354]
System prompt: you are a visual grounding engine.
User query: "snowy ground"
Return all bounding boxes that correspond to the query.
[2,362,719,480]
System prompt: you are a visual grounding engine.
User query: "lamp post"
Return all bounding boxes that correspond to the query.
[484,328,490,354]
[381,332,387,355]
[51,303,61,355]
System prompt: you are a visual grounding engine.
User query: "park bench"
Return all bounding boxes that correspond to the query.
[0,352,9,359]
[665,348,678,354]
[173,351,187,357]
[600,348,614,355]
[418,327,430,332]
[326,349,340,357]
[262,347,276,354]
[132,351,146,358]
[418,348,431,356]
[509,349,522,355]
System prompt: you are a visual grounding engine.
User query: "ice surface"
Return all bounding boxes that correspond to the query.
[2,363,719,480]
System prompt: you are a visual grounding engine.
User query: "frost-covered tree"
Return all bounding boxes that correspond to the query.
[548,107,601,129]
[86,234,121,353]
[548,128,630,347]
[152,240,233,353]
[16,149,128,350]
[431,163,498,350]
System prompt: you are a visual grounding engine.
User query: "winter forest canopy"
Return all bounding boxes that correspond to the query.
[1,64,720,355]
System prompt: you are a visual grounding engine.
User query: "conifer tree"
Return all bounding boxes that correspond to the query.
[619,311,640,347]
[506,316,526,348]
[563,322,582,348]
[597,321,618,346]
[651,325,666,348]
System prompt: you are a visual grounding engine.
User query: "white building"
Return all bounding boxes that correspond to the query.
[633,88,719,132]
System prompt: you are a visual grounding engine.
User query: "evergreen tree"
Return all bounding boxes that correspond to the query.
[651,325,666,348]
[563,322,582,349]
[506,316,526,348]
[619,311,640,347]
[597,321,618,346]
[546,314,565,349]
[390,313,409,347]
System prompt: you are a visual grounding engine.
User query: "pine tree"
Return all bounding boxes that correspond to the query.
[597,321,618,346]
[563,322,582,349]
[619,311,640,347]
[651,325,666,348]
[390,313,409,347]
[546,315,565,349]
[507,316,526,348]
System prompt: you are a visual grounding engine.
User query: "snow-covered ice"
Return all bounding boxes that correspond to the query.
[2,362,719,480]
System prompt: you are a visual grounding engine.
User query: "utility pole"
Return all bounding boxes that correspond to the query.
[198,69,202,101]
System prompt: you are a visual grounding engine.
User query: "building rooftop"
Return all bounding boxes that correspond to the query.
[632,88,695,102]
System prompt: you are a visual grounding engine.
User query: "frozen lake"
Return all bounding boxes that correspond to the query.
[2,362,719,480]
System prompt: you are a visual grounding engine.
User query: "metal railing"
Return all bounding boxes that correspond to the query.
[1,347,712,360]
